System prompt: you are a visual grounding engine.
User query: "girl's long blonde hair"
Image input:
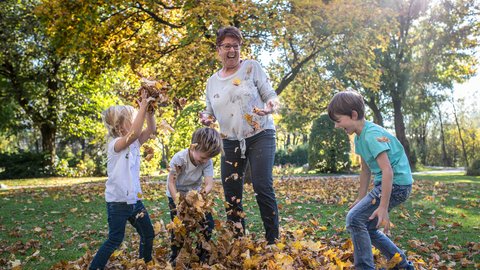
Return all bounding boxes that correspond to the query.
[101,105,137,138]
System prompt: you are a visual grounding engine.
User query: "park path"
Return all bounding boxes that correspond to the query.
[412,166,465,175]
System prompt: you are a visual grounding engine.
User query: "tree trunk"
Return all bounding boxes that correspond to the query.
[391,92,413,167]
[416,120,428,165]
[436,103,449,166]
[40,123,56,169]
[81,139,86,160]
[451,100,469,168]
[364,96,384,127]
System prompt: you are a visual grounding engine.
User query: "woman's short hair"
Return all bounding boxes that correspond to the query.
[327,90,365,121]
[216,26,243,46]
[191,127,223,158]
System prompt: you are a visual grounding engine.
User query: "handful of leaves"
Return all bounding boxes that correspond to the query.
[166,191,217,266]
[137,77,170,114]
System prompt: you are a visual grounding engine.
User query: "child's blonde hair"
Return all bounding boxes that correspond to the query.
[191,127,223,158]
[102,105,137,138]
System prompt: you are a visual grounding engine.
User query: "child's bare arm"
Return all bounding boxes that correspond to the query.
[350,158,371,209]
[203,176,214,195]
[369,151,393,233]
[358,158,371,198]
[139,111,156,145]
[167,171,177,202]
[114,91,152,152]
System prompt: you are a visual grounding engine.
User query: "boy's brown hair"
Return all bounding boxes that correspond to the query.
[216,26,243,47]
[191,127,223,158]
[327,90,365,121]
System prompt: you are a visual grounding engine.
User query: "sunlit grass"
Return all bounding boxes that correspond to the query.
[0,177,106,188]
[413,173,480,183]
[1,172,479,269]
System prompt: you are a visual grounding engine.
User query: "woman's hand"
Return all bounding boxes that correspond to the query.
[254,100,277,116]
[199,112,216,126]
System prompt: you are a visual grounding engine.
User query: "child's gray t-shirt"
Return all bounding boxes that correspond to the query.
[166,148,213,197]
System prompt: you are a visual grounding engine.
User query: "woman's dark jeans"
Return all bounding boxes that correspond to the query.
[168,196,214,263]
[89,201,154,270]
[221,129,279,244]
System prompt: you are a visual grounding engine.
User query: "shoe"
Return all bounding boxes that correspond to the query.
[393,261,414,270]
[404,261,415,270]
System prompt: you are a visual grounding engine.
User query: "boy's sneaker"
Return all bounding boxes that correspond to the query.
[393,261,415,270]
[404,261,415,270]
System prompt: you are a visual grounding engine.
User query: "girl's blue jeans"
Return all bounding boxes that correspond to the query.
[89,200,154,270]
[346,183,412,269]
[221,129,279,244]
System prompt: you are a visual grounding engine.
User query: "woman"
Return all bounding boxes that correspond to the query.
[200,26,279,244]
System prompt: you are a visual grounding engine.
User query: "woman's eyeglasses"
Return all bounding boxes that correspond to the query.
[218,44,241,51]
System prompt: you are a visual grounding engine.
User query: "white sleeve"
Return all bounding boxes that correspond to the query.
[252,60,277,103]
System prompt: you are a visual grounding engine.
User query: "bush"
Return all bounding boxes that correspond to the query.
[466,159,480,176]
[55,154,103,177]
[0,152,50,179]
[308,114,351,173]
[275,144,308,166]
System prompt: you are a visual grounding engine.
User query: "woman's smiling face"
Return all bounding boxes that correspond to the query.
[217,36,241,70]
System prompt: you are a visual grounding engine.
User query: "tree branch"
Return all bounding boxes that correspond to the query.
[275,48,323,95]
[134,1,182,28]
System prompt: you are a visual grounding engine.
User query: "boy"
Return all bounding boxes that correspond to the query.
[328,90,414,269]
[166,127,222,264]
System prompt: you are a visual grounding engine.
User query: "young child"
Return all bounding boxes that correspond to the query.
[166,127,222,264]
[327,90,415,270]
[90,91,156,270]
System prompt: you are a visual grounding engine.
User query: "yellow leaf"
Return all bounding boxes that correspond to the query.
[276,242,286,250]
[386,253,403,268]
[274,253,294,265]
[111,249,122,258]
[292,241,303,250]
[232,78,241,86]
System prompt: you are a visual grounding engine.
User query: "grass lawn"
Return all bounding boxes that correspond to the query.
[0,172,478,269]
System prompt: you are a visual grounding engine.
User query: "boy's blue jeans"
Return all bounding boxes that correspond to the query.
[89,200,154,270]
[221,129,279,244]
[346,183,412,269]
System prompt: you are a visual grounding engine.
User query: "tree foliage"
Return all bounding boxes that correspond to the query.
[1,0,479,176]
[0,0,122,172]
[308,115,350,173]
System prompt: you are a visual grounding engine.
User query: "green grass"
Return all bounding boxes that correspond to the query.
[413,172,479,183]
[0,172,479,269]
[0,177,106,187]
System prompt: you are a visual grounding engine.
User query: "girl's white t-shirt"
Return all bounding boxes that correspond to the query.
[105,138,142,204]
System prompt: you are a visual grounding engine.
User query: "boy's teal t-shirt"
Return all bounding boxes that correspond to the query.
[354,121,413,185]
